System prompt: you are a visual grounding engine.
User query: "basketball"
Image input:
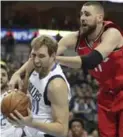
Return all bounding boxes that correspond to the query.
[1,90,31,118]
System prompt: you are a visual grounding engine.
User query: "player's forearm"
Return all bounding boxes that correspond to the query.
[15,59,34,76]
[14,61,29,76]
[56,46,67,55]
[31,120,68,137]
[56,56,82,68]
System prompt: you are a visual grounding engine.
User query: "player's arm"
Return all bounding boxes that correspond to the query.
[57,32,78,55]
[9,58,34,90]
[31,78,69,137]
[56,28,122,69]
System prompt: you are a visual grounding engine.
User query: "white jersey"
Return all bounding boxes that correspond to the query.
[24,63,71,137]
[0,92,23,137]
[0,92,11,131]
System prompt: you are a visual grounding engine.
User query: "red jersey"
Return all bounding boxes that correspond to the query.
[76,21,123,92]
[76,21,123,110]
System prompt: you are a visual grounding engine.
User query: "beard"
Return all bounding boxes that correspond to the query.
[80,23,97,37]
[34,65,49,79]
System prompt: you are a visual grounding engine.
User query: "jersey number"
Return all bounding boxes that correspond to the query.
[94,58,109,72]
[32,99,40,114]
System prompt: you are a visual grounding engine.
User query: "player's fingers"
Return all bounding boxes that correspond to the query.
[4,90,12,97]
[7,118,17,125]
[27,108,31,115]
[14,89,18,92]
[10,113,20,123]
[14,110,23,119]
[14,125,24,128]
[7,90,12,93]
[18,80,24,90]
[8,82,15,90]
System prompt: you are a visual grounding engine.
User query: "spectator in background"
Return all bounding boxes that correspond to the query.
[88,129,99,137]
[3,30,15,60]
[68,118,88,137]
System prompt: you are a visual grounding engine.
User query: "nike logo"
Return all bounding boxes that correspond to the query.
[78,47,86,50]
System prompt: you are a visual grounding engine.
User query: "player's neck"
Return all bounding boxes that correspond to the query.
[49,61,56,72]
[87,23,104,42]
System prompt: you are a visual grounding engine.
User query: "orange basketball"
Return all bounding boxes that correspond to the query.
[1,90,31,118]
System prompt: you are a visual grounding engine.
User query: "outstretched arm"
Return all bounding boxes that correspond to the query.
[56,28,122,70]
[57,32,78,55]
[56,56,82,68]
[9,58,34,90]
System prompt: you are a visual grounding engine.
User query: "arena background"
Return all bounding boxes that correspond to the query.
[1,1,123,137]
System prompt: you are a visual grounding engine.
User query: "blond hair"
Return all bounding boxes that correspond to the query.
[31,35,58,56]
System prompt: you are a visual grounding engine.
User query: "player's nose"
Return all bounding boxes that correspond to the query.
[34,56,40,64]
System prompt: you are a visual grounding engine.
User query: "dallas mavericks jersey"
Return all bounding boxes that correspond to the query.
[24,63,71,136]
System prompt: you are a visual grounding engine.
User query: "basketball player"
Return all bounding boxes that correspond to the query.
[0,61,23,137]
[9,35,71,137]
[9,2,123,137]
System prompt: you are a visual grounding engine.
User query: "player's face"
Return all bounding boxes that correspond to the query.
[0,68,8,90]
[31,45,54,78]
[71,122,84,136]
[80,5,98,36]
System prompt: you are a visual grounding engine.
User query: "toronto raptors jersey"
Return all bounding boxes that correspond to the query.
[24,63,71,136]
[76,21,123,93]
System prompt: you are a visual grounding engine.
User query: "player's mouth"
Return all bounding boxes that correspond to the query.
[82,23,88,28]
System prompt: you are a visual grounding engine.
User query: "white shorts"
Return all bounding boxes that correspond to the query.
[1,126,23,137]
[24,126,45,137]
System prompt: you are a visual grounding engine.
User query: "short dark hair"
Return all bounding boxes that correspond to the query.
[83,1,103,8]
[69,118,84,129]
[83,1,104,16]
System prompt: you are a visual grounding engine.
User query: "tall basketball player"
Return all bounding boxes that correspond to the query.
[8,35,71,137]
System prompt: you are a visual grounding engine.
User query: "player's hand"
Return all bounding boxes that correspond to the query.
[9,73,23,90]
[7,118,25,128]
[8,108,33,127]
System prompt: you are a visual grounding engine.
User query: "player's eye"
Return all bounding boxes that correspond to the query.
[38,54,45,58]
[31,53,36,58]
[85,11,91,17]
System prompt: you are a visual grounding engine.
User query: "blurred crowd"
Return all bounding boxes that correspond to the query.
[2,14,79,31]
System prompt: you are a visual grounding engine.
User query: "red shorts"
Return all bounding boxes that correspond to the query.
[98,90,123,137]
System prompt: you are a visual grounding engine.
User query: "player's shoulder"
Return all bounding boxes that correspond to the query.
[48,76,68,92]
[102,27,122,40]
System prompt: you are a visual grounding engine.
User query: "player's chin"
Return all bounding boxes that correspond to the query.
[35,67,41,72]
[82,25,89,31]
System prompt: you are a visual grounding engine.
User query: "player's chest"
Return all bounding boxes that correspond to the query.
[28,76,47,101]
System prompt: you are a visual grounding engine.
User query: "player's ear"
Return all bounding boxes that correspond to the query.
[97,14,103,23]
[51,53,56,61]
